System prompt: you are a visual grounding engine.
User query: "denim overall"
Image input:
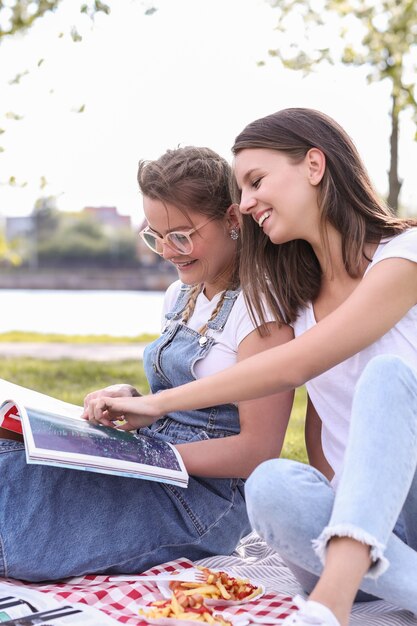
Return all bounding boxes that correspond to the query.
[142,283,243,440]
[0,286,250,582]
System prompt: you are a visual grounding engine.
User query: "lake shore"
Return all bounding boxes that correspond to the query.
[0,341,148,361]
[0,267,176,291]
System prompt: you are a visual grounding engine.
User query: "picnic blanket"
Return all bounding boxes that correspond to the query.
[1,531,416,625]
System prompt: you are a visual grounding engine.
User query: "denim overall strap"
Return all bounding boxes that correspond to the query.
[206,288,241,332]
[143,285,242,440]
[164,283,192,323]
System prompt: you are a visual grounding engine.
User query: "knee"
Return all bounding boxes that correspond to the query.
[245,458,302,532]
[361,355,415,387]
[357,355,417,406]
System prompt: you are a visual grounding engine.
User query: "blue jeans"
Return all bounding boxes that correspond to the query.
[0,439,247,582]
[246,355,417,613]
[0,285,250,582]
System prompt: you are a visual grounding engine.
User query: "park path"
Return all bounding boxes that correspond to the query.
[0,342,147,361]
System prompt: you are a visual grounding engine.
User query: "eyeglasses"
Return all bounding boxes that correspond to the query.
[139,217,216,255]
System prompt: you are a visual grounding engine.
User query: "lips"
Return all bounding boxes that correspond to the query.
[257,210,272,227]
[173,259,196,269]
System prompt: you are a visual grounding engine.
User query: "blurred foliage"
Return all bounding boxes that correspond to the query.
[0,229,21,267]
[266,0,417,212]
[0,1,156,158]
[36,221,138,268]
[0,331,158,343]
[2,197,141,268]
[0,1,110,39]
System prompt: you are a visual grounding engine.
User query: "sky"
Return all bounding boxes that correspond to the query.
[1,0,417,227]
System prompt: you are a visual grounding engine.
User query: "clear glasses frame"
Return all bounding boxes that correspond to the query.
[139,216,216,255]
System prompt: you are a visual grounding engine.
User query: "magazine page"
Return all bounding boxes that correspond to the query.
[0,582,119,625]
[0,377,188,488]
[20,404,188,487]
[0,379,82,422]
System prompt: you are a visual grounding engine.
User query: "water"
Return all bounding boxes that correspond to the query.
[0,289,165,337]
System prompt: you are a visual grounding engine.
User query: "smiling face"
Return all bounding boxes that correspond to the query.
[233,148,323,245]
[142,196,239,299]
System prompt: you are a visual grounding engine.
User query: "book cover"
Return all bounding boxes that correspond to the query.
[0,379,188,488]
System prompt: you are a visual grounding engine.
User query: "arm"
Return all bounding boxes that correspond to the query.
[89,258,417,423]
[305,396,333,481]
[175,322,294,478]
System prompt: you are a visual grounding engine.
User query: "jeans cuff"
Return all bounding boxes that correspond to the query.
[312,522,389,579]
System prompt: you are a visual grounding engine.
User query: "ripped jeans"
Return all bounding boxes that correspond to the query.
[246,355,417,613]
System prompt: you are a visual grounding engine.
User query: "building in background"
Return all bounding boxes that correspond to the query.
[5,216,33,240]
[82,206,132,230]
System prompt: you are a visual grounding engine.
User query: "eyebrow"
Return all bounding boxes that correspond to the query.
[244,168,259,181]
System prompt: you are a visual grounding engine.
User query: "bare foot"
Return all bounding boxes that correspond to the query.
[0,426,24,442]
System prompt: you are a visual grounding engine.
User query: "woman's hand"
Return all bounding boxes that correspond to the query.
[81,383,140,421]
[83,392,164,430]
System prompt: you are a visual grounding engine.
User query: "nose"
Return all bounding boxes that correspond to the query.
[239,189,256,215]
[161,242,176,260]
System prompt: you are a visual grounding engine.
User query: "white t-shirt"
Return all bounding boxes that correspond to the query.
[292,228,417,485]
[162,280,275,379]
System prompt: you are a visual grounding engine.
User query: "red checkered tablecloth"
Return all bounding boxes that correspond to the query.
[0,558,297,624]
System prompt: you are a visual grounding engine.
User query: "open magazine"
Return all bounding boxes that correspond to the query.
[0,379,188,488]
[0,581,119,625]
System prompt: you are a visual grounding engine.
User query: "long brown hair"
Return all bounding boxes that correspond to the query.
[138,146,241,330]
[232,108,417,326]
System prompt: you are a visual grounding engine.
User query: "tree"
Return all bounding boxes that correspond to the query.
[0,229,21,267]
[24,206,141,268]
[0,1,110,40]
[266,0,417,212]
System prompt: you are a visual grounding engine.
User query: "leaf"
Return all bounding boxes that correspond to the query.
[9,71,29,85]
[5,112,23,121]
[70,26,82,42]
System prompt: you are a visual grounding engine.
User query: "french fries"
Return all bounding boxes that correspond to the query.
[138,566,261,623]
[168,566,262,602]
[138,594,232,624]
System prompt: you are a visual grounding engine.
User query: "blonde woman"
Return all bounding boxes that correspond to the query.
[0,146,292,582]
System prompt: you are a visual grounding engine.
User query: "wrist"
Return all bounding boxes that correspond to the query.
[154,389,173,417]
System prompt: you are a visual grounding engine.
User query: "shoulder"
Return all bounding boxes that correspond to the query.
[226,291,279,346]
[233,290,280,324]
[372,228,417,267]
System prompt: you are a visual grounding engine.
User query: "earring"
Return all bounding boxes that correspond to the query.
[230,228,239,240]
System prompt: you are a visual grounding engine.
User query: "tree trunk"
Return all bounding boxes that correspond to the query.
[387,93,402,213]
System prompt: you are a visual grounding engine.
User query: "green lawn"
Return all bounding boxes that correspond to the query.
[0,357,307,463]
[0,331,157,344]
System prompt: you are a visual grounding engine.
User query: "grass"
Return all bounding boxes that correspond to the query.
[282,385,307,463]
[0,331,158,344]
[0,357,308,463]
